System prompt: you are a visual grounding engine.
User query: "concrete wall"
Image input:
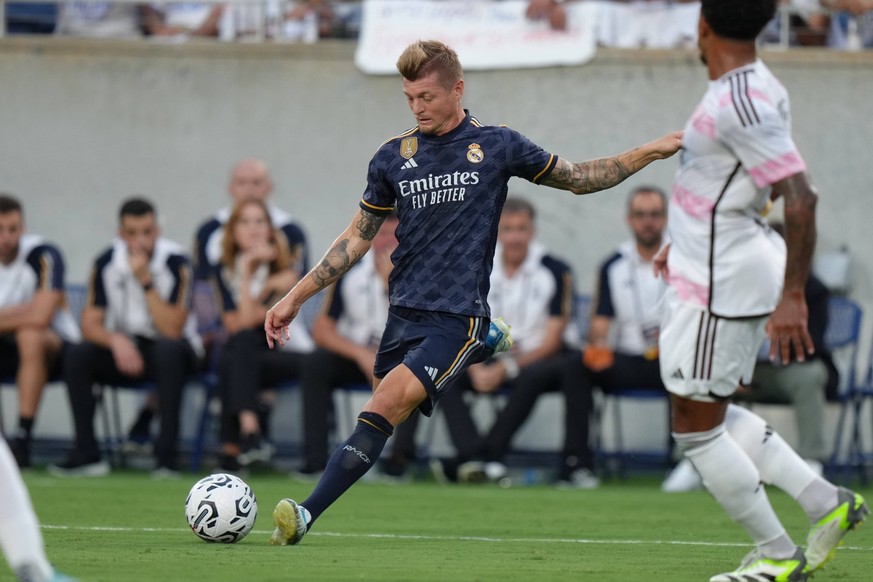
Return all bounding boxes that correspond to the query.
[2,38,872,459]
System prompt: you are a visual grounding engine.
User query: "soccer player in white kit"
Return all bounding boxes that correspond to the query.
[656,2,868,581]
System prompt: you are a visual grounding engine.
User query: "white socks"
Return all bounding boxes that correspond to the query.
[725,404,838,521]
[675,424,797,559]
[0,440,53,582]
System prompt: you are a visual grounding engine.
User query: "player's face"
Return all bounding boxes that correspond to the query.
[402,72,464,136]
[0,210,23,265]
[119,213,159,257]
[229,163,273,203]
[233,203,272,252]
[627,192,666,249]
[498,211,534,267]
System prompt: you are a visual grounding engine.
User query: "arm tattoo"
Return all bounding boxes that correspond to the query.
[543,156,632,194]
[310,239,362,288]
[308,211,386,288]
[356,210,386,241]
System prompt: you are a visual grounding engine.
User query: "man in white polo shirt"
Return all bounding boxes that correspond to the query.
[585,185,668,381]
[0,194,80,468]
[581,185,669,476]
[50,198,203,477]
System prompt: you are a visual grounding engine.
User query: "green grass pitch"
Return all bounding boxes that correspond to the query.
[14,471,873,581]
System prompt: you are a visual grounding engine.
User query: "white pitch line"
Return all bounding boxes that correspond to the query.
[40,525,872,552]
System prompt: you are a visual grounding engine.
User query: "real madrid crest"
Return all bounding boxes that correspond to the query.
[467,143,484,164]
[400,137,418,160]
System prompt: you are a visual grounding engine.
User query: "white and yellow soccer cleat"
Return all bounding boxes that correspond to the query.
[709,548,808,582]
[269,498,310,546]
[804,487,868,572]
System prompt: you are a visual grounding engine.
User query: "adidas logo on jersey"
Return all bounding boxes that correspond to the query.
[424,366,438,381]
[401,157,419,170]
[671,368,684,380]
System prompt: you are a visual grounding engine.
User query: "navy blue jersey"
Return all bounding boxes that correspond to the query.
[360,111,557,317]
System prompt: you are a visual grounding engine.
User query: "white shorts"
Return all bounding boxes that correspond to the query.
[659,288,768,401]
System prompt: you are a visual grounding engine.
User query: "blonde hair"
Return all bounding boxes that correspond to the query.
[396,40,463,90]
[220,199,290,274]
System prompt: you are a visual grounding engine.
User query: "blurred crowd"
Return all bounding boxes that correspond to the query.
[4,0,873,50]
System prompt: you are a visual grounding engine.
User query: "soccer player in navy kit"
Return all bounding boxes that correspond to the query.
[264,39,682,546]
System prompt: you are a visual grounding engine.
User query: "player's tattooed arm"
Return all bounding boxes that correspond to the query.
[542,131,683,195]
[309,209,386,288]
[355,208,387,241]
[310,239,359,288]
[542,157,631,194]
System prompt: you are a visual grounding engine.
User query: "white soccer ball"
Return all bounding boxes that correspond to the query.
[185,473,258,543]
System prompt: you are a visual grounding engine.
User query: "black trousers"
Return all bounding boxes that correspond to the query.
[300,348,371,470]
[63,337,198,467]
[587,352,665,394]
[393,349,590,467]
[218,328,305,443]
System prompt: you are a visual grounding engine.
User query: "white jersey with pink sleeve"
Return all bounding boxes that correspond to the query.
[667,59,806,318]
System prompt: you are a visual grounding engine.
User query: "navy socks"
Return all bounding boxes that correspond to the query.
[302,411,394,527]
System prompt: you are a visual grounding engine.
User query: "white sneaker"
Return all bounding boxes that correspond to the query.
[805,486,868,572]
[556,468,600,490]
[269,498,310,546]
[48,454,110,478]
[661,459,703,493]
[457,461,507,483]
[710,548,808,582]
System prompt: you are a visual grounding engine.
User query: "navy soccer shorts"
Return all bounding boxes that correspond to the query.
[374,306,490,416]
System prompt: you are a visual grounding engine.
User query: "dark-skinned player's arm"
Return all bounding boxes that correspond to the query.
[767,172,818,364]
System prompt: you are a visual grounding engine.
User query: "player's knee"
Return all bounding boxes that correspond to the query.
[365,386,423,426]
[672,423,726,456]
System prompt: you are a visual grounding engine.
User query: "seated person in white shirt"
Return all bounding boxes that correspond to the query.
[583,185,668,390]
[50,198,203,477]
[580,186,669,475]
[293,213,399,478]
[392,198,591,487]
[0,194,80,468]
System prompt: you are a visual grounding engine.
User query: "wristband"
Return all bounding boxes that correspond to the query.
[142,281,155,292]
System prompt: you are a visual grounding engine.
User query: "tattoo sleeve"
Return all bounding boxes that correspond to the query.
[356,209,386,241]
[308,210,386,289]
[541,156,633,195]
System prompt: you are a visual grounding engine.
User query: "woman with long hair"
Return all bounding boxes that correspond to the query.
[212,198,306,470]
